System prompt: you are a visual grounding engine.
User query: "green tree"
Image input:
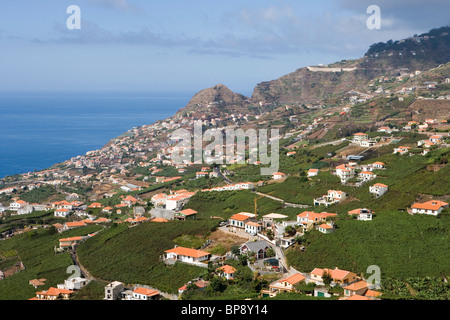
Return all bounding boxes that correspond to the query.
[265,248,276,258]
[231,245,240,256]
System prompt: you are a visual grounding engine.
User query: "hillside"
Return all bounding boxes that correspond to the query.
[176,84,253,117]
[251,26,450,106]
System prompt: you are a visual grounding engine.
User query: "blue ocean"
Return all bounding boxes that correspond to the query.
[0,91,192,179]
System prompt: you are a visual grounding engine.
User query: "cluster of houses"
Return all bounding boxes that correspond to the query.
[314,190,348,207]
[333,161,385,185]
[29,276,91,300]
[104,282,161,300]
[151,190,196,211]
[262,267,382,300]
[352,132,377,148]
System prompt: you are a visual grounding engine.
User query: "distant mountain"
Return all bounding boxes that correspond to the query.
[176,84,252,117]
[251,26,450,106]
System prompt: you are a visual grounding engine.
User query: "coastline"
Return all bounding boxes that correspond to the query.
[0,92,191,179]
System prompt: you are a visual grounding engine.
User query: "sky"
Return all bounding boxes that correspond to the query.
[1,0,449,96]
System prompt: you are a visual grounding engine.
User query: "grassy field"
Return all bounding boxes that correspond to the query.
[281,148,450,281]
[186,190,284,220]
[77,219,221,294]
[0,224,103,300]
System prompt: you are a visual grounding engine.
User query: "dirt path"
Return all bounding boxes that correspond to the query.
[253,191,309,208]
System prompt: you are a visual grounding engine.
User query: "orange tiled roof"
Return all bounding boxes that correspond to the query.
[365,289,382,297]
[165,247,210,258]
[412,200,448,211]
[59,236,83,242]
[230,213,251,222]
[133,287,159,297]
[373,183,388,188]
[343,280,367,291]
[179,209,198,216]
[65,221,86,228]
[282,273,306,285]
[218,265,237,274]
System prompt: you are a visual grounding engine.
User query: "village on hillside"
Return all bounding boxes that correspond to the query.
[1,30,450,301]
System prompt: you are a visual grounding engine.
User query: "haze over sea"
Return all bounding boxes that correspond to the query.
[0,91,193,179]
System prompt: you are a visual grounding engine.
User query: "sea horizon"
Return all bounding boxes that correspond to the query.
[0,91,197,179]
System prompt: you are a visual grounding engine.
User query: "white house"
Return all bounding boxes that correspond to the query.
[151,193,167,207]
[335,164,355,184]
[164,247,211,265]
[370,162,386,169]
[132,287,160,300]
[217,265,237,280]
[196,172,209,179]
[245,221,263,235]
[165,192,195,211]
[353,133,369,142]
[229,212,255,230]
[358,171,377,182]
[348,208,373,221]
[272,172,287,180]
[9,200,28,211]
[369,183,388,198]
[317,222,335,234]
[308,169,319,177]
[393,146,410,155]
[411,200,449,216]
[314,190,348,207]
[54,208,71,218]
[57,277,90,291]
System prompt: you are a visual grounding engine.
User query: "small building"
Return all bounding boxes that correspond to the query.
[9,200,28,211]
[317,222,335,234]
[343,280,368,297]
[174,209,198,220]
[314,287,332,298]
[240,241,271,260]
[132,287,161,300]
[229,213,254,230]
[59,236,84,249]
[309,267,358,286]
[57,277,90,290]
[245,221,263,235]
[314,190,347,207]
[358,171,376,182]
[29,279,47,289]
[411,200,449,216]
[104,281,125,300]
[178,280,209,295]
[164,247,211,265]
[348,208,373,221]
[393,146,410,155]
[217,265,237,280]
[63,221,87,231]
[54,208,71,218]
[353,133,369,142]
[33,287,74,300]
[262,273,306,298]
[272,172,286,180]
[369,183,388,198]
[307,169,319,177]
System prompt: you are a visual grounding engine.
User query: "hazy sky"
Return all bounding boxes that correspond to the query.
[1,0,449,95]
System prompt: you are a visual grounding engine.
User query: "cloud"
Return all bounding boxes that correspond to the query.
[86,0,144,13]
[337,0,450,31]
[32,1,450,60]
